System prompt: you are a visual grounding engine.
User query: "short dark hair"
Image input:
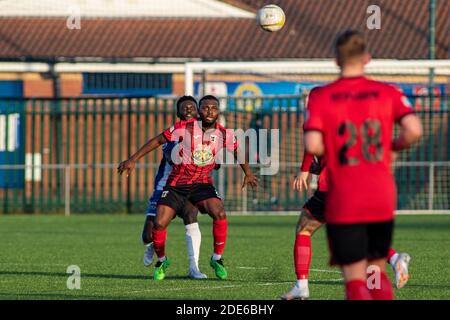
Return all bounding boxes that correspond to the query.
[334,30,367,63]
[176,95,197,112]
[199,95,220,107]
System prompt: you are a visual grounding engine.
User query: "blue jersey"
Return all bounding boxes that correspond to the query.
[153,142,176,191]
[146,142,176,216]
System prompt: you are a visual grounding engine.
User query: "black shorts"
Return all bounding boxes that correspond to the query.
[326,220,393,266]
[157,183,221,214]
[303,191,326,223]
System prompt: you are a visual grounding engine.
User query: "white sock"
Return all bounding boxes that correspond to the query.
[296,279,308,289]
[389,253,399,266]
[185,223,201,270]
[158,256,166,262]
[212,253,222,261]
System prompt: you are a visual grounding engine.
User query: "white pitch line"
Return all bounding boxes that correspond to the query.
[127,284,239,294]
[310,269,341,274]
[126,278,343,295]
[0,263,69,267]
[127,282,290,294]
[236,266,340,273]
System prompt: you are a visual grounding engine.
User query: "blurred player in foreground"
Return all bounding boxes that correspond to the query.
[282,150,411,300]
[123,95,258,280]
[303,30,422,300]
[118,96,207,279]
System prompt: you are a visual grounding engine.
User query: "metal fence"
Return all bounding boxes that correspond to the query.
[0,95,448,214]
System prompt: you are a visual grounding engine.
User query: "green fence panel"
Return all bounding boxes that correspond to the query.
[0,95,448,214]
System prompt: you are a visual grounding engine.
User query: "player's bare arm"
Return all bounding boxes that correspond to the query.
[304,131,324,156]
[117,133,167,177]
[392,114,423,151]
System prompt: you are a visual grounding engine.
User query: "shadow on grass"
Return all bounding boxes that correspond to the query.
[0,292,173,300]
[0,270,246,282]
[0,270,149,280]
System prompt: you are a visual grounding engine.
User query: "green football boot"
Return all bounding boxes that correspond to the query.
[210,257,228,280]
[153,257,170,280]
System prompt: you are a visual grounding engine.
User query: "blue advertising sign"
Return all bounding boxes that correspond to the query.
[195,80,448,111]
[0,80,24,189]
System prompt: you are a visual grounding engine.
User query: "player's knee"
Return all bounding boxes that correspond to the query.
[296,212,320,235]
[210,209,226,220]
[154,221,168,231]
[296,223,313,235]
[184,215,198,225]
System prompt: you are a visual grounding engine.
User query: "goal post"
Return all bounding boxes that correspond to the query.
[185,59,450,95]
[183,59,450,215]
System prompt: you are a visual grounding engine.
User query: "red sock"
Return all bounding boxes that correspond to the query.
[387,248,397,263]
[152,228,167,258]
[294,234,311,280]
[345,280,373,300]
[369,272,394,300]
[213,219,227,255]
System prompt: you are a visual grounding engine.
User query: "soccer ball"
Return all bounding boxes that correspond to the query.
[257,4,286,32]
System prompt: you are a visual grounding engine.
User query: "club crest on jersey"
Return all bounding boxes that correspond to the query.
[210,135,217,142]
[192,144,214,167]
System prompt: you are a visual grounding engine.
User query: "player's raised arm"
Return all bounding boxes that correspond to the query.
[117,133,167,177]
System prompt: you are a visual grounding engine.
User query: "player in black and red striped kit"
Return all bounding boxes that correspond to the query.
[121,95,258,280]
[303,30,422,300]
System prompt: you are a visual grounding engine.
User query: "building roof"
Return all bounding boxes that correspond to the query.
[222,0,449,59]
[0,0,448,61]
[0,0,255,18]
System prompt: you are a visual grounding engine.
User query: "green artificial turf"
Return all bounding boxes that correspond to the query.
[0,214,449,300]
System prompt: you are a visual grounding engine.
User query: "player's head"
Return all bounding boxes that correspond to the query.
[176,95,198,121]
[198,95,220,126]
[334,30,371,68]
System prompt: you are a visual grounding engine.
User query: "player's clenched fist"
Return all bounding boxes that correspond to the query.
[117,159,135,177]
[293,171,310,192]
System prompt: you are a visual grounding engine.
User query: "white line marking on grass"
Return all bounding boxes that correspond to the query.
[236,266,339,273]
[127,284,238,294]
[312,278,344,283]
[0,263,69,267]
[310,269,341,274]
[125,279,343,295]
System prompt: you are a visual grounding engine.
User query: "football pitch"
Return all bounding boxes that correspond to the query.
[0,214,449,300]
